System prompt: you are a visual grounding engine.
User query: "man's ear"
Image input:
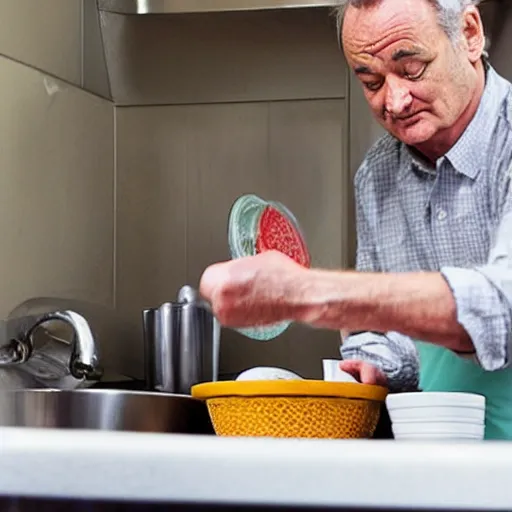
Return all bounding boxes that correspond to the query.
[462,6,486,63]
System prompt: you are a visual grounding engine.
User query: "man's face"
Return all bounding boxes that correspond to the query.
[342,0,479,148]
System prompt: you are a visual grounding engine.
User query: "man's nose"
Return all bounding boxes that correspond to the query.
[384,77,413,117]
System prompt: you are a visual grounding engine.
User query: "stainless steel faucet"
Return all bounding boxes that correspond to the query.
[0,298,103,389]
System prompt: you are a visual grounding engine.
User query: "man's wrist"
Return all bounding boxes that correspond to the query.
[287,269,349,327]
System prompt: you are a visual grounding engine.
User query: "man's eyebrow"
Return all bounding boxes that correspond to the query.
[354,65,373,74]
[392,49,422,61]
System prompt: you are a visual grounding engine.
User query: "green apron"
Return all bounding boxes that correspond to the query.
[416,341,512,440]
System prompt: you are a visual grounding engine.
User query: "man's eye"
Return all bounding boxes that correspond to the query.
[364,81,382,91]
[404,63,427,80]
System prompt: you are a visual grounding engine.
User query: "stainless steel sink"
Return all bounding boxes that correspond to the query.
[0,388,214,434]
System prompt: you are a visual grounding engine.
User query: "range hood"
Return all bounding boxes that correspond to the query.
[89,0,345,106]
[98,0,339,14]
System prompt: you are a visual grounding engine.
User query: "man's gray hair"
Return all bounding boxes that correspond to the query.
[334,0,482,44]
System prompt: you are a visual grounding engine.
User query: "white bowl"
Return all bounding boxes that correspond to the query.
[394,433,483,441]
[391,416,484,425]
[389,405,485,424]
[386,392,485,410]
[392,421,484,438]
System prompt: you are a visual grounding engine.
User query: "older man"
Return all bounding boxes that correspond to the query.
[200,0,512,440]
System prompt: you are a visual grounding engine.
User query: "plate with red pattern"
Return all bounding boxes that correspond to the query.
[227,194,311,340]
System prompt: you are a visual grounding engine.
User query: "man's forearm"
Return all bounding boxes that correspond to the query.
[292,269,473,353]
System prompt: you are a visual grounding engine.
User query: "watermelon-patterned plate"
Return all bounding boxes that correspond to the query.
[227,194,311,341]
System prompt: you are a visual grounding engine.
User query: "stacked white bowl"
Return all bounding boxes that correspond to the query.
[386,392,486,440]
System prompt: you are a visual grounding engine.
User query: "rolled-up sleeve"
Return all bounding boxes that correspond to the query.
[340,166,420,392]
[441,203,512,370]
[341,331,420,392]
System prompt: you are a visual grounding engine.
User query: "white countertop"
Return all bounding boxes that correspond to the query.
[1,427,511,510]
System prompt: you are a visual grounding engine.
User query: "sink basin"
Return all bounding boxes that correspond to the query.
[0,389,214,434]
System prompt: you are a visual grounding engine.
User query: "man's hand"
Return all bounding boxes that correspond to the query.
[339,360,387,387]
[199,251,306,327]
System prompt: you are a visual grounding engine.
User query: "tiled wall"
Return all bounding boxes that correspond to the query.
[115,99,347,378]
[0,56,114,314]
[486,3,512,81]
[0,2,351,381]
[0,1,116,370]
[105,8,351,379]
[0,0,111,97]
[0,2,352,380]
[0,0,82,85]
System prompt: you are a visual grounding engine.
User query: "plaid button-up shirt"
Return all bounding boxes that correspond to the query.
[341,63,512,392]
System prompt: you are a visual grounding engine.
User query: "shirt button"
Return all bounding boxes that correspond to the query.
[437,208,447,221]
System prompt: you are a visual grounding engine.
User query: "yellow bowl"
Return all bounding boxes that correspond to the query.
[191,380,388,439]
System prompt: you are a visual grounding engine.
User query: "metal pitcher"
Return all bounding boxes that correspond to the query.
[143,286,220,395]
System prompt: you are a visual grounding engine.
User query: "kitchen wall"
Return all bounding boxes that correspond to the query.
[0,2,348,381]
[483,1,512,80]
[0,1,116,368]
[108,8,349,379]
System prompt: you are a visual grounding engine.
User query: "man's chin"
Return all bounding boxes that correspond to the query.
[389,121,436,146]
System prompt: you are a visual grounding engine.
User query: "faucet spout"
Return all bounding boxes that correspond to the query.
[30,310,103,380]
[0,309,103,381]
[27,311,103,380]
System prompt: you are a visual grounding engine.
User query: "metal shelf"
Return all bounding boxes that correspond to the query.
[97,0,340,15]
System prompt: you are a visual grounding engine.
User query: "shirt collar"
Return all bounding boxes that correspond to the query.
[445,64,508,179]
[398,63,509,181]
